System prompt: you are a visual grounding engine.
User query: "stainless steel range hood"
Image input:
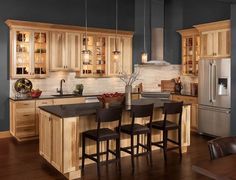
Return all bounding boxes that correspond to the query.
[141,28,170,66]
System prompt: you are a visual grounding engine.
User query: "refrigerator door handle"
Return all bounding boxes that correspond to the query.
[209,63,212,103]
[212,63,217,102]
[199,106,231,114]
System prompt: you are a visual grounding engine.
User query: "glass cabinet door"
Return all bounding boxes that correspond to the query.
[108,36,122,75]
[81,34,93,76]
[182,36,194,75]
[94,36,107,76]
[15,30,31,76]
[33,32,48,76]
[50,32,66,70]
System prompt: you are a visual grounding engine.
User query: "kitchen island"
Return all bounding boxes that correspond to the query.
[39,98,191,180]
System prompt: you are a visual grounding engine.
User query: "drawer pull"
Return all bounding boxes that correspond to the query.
[23,104,30,106]
[41,102,48,104]
[23,114,31,117]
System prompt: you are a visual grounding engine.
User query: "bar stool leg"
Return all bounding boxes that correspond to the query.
[137,134,139,154]
[97,141,101,176]
[178,127,182,159]
[82,134,86,172]
[131,134,135,173]
[148,133,153,166]
[163,130,168,161]
[106,140,109,163]
[116,138,121,172]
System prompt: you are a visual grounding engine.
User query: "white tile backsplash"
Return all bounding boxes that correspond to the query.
[10,64,196,97]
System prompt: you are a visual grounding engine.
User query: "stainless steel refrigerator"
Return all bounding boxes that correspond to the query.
[198,58,231,137]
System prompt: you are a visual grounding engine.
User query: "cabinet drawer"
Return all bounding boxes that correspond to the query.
[53,97,85,105]
[15,101,35,109]
[16,125,36,138]
[36,99,54,107]
[172,95,197,104]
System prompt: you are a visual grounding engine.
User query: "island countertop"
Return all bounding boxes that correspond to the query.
[39,98,189,118]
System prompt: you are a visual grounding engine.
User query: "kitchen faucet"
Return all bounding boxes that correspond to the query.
[57,79,65,95]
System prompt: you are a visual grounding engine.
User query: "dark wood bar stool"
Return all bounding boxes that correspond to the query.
[118,104,154,173]
[149,101,183,161]
[81,106,123,176]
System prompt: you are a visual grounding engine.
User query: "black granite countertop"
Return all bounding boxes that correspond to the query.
[39,98,190,118]
[171,92,198,98]
[10,92,141,101]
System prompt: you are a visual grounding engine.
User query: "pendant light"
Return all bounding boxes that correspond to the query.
[82,0,90,63]
[112,0,120,61]
[141,0,148,63]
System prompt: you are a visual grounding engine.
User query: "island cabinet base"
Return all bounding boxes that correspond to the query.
[39,106,190,179]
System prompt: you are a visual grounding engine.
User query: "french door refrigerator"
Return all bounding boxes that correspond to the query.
[198,58,231,137]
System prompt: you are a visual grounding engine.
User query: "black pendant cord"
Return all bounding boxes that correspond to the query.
[115,0,118,52]
[143,0,146,53]
[85,0,88,51]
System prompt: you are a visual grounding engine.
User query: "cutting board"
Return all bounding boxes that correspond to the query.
[161,80,176,92]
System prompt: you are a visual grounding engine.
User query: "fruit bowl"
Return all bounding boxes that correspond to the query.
[30,89,42,98]
[97,92,125,107]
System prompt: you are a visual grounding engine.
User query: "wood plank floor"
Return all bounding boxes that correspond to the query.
[0,133,213,180]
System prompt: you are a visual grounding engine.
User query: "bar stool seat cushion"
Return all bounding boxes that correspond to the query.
[119,124,150,135]
[150,120,179,130]
[83,128,119,141]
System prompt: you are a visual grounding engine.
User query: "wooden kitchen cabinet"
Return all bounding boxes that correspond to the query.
[178,28,200,76]
[36,99,54,135]
[194,20,231,58]
[8,28,49,78]
[171,94,198,131]
[10,100,37,141]
[39,110,79,175]
[10,97,85,141]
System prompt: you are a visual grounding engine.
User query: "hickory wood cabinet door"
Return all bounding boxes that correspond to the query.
[201,29,230,58]
[39,110,52,162]
[65,33,81,71]
[194,20,231,59]
[50,32,66,71]
[121,37,132,75]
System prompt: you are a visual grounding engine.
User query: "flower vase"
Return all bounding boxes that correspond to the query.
[125,85,132,106]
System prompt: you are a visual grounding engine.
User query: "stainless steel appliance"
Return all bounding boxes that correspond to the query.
[198,58,231,137]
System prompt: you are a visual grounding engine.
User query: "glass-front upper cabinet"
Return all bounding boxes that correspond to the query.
[11,29,49,78]
[178,28,200,76]
[80,34,107,77]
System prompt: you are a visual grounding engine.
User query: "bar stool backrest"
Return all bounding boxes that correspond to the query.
[131,104,154,128]
[96,106,123,135]
[163,101,183,127]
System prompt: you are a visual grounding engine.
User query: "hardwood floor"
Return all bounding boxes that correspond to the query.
[0,133,212,180]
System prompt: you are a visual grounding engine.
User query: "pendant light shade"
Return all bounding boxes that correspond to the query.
[141,0,148,63]
[82,0,90,63]
[112,0,120,60]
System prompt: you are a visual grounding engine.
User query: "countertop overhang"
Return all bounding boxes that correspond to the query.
[39,98,190,118]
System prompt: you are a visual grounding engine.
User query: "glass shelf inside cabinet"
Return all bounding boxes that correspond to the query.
[34,32,47,75]
[16,31,30,75]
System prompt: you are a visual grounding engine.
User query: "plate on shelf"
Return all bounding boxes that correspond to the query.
[14,78,32,94]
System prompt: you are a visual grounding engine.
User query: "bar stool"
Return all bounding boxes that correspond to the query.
[81,106,123,176]
[118,104,154,173]
[149,101,183,161]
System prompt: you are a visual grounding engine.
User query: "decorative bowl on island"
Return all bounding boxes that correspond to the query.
[97,92,125,107]
[30,89,42,98]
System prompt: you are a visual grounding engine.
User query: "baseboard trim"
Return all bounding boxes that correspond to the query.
[0,131,12,139]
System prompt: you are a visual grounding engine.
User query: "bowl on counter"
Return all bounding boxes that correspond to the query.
[97,92,125,108]
[30,89,42,98]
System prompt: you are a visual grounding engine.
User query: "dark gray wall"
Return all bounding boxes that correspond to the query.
[133,0,164,64]
[231,3,236,135]
[0,0,135,131]
[164,0,230,64]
